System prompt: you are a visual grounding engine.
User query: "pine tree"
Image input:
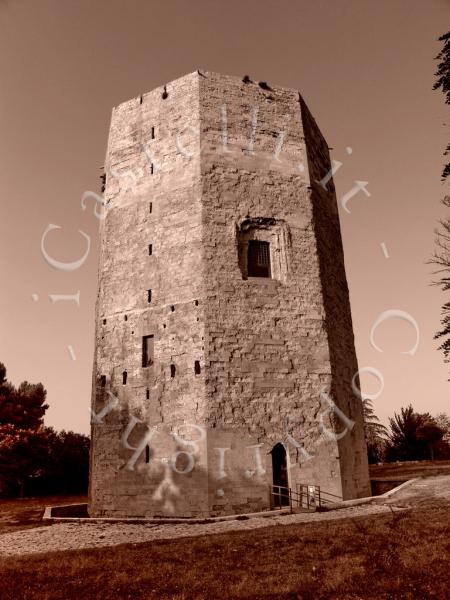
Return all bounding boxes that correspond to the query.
[431,31,450,374]
[0,362,89,497]
[433,31,450,181]
[0,363,48,430]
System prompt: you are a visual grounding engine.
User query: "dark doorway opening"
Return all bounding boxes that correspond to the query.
[271,443,289,506]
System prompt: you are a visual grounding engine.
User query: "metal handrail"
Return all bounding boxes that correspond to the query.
[270,484,291,510]
[295,484,321,511]
[269,484,322,512]
[310,488,342,506]
[317,490,343,501]
[269,482,348,512]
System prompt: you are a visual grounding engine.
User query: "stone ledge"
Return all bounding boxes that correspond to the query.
[43,504,291,525]
[43,481,416,523]
[320,478,419,511]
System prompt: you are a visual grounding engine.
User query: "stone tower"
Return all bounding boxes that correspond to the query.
[89,71,370,519]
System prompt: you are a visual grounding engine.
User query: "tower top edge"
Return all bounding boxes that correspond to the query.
[112,70,305,112]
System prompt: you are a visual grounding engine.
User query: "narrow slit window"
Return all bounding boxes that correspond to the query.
[151,126,155,139]
[146,388,150,400]
[142,335,154,368]
[170,364,176,378]
[194,361,201,375]
[145,445,150,463]
[247,240,271,278]
[150,163,154,175]
[148,244,152,255]
[147,289,152,303]
[100,375,106,387]
[149,202,153,214]
[122,370,127,385]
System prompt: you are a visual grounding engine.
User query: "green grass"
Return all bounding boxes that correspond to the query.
[0,501,449,599]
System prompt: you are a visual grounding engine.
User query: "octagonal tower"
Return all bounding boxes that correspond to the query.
[89,71,370,518]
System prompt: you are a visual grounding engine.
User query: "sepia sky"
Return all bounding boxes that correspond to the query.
[0,0,449,435]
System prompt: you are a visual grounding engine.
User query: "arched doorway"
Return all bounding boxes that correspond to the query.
[271,443,289,506]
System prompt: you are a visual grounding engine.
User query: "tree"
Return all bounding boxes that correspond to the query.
[40,430,90,494]
[362,399,388,463]
[0,424,58,497]
[429,196,450,371]
[416,418,447,460]
[0,361,90,497]
[433,30,450,181]
[385,405,449,462]
[431,32,450,374]
[434,413,450,443]
[0,424,90,497]
[0,362,48,430]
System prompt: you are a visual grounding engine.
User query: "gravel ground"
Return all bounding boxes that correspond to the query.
[0,504,400,557]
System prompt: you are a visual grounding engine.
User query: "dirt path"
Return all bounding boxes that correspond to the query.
[0,475,448,557]
[384,474,450,506]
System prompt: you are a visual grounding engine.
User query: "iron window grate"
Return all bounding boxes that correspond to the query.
[248,240,271,278]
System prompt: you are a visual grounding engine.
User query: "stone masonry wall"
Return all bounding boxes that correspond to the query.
[300,98,371,499]
[198,73,356,512]
[89,72,210,517]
